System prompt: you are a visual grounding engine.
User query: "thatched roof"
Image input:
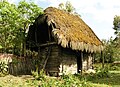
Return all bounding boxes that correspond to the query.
[40,7,103,53]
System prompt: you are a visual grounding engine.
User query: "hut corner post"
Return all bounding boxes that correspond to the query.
[77,51,83,75]
[81,51,83,75]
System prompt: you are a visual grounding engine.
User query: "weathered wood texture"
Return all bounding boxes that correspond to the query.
[39,46,93,75]
[4,47,93,76]
[0,53,39,75]
[38,45,60,76]
[8,58,36,75]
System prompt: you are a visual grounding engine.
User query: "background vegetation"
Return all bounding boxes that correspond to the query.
[0,0,43,56]
[94,15,120,63]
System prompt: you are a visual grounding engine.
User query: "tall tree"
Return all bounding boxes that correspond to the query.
[17,0,43,56]
[0,0,43,56]
[0,0,19,53]
[65,1,75,13]
[113,15,120,61]
[113,15,120,36]
[58,1,75,13]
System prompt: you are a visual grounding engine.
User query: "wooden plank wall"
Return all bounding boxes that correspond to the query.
[45,45,60,76]
[38,45,60,76]
[59,48,77,75]
[8,58,35,75]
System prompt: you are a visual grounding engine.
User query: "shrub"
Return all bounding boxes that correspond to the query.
[95,67,111,78]
[61,74,93,87]
[31,69,46,81]
[109,65,120,71]
[0,60,8,76]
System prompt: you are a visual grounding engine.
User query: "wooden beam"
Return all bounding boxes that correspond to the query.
[36,42,57,47]
[43,46,52,70]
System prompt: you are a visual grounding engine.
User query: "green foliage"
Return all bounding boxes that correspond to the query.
[103,38,115,63]
[58,1,75,13]
[110,65,120,71]
[0,60,8,76]
[94,15,120,63]
[95,67,111,78]
[31,69,46,81]
[113,15,120,35]
[94,38,120,63]
[31,68,92,87]
[0,0,43,56]
[0,63,120,87]
[0,0,19,52]
[31,69,92,87]
[65,1,75,13]
[109,64,120,71]
[61,74,92,87]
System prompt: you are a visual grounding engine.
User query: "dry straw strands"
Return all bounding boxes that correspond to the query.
[45,7,103,53]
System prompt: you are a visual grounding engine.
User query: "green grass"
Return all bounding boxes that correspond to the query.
[0,71,120,87]
[87,71,120,87]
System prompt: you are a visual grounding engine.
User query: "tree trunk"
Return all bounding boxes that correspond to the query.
[101,51,104,68]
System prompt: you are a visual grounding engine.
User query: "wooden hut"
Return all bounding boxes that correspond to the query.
[27,7,103,76]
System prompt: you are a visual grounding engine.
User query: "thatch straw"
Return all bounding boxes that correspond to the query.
[44,7,103,53]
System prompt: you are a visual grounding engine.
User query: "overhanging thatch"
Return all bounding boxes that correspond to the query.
[43,7,103,53]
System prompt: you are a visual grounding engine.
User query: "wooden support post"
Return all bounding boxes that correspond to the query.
[38,47,40,59]
[77,51,83,74]
[81,51,83,75]
[77,52,80,73]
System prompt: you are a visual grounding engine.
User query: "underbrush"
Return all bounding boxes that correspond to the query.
[0,63,120,87]
[31,69,93,87]
[0,60,8,77]
[94,63,120,71]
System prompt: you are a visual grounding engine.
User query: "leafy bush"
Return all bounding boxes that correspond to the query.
[109,65,120,71]
[31,69,46,81]
[94,67,111,78]
[0,61,8,76]
[60,74,92,87]
[31,69,93,87]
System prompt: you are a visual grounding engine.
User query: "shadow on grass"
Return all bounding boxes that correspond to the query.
[87,71,120,86]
